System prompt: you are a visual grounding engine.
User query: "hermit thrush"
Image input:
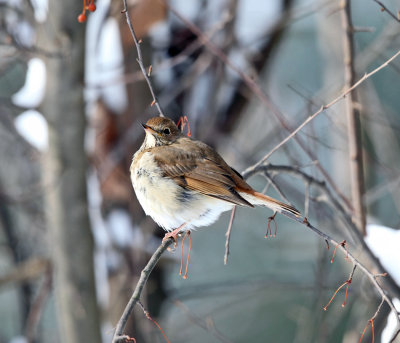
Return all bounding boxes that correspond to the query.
[130,116,300,240]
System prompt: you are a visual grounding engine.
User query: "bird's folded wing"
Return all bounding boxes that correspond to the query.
[153,146,253,207]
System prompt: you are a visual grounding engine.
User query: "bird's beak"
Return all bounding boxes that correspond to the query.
[141,123,156,134]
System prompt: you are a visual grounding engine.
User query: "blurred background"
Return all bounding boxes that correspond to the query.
[1,0,400,342]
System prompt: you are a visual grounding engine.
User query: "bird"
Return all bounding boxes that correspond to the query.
[130,116,301,242]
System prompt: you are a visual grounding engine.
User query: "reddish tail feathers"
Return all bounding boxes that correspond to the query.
[242,189,301,217]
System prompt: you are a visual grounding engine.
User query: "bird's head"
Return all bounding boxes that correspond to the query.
[141,117,182,147]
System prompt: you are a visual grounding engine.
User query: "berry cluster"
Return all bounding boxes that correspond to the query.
[77,0,96,23]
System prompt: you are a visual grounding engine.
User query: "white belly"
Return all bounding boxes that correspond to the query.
[130,151,233,231]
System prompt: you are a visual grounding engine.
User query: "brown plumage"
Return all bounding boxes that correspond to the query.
[130,117,300,233]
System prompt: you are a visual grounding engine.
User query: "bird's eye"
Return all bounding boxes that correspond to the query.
[163,128,171,135]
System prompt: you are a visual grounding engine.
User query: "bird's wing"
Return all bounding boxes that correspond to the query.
[153,143,254,207]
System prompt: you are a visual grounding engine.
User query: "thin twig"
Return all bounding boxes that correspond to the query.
[121,0,165,117]
[137,301,171,343]
[323,264,356,310]
[174,300,234,343]
[224,206,236,265]
[112,238,174,342]
[341,0,366,234]
[25,265,52,343]
[373,0,400,22]
[304,181,310,218]
[359,297,385,343]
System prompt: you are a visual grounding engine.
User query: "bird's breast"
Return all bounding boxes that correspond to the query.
[130,151,189,229]
[131,151,178,206]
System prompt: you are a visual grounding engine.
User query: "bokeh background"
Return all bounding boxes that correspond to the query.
[1,0,400,342]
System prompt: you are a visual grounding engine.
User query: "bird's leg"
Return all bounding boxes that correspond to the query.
[163,223,187,242]
[163,225,192,279]
[179,231,191,279]
[265,212,277,238]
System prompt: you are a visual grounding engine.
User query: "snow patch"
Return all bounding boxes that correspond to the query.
[365,224,400,343]
[169,0,202,25]
[85,3,128,115]
[12,58,46,108]
[235,0,280,46]
[8,336,27,343]
[14,110,48,151]
[30,0,48,22]
[365,224,400,285]
[87,171,111,309]
[106,209,138,248]
[381,298,400,343]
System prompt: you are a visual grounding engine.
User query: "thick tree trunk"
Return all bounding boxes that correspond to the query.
[40,1,102,342]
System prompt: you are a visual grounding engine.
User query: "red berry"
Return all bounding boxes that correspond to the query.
[88,3,96,12]
[78,13,87,22]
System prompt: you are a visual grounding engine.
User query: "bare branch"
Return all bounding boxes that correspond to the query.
[359,297,385,343]
[304,181,310,218]
[174,300,234,343]
[121,0,165,117]
[0,257,50,286]
[137,301,171,343]
[323,265,356,311]
[341,0,366,234]
[112,238,174,342]
[25,266,52,343]
[224,206,236,265]
[373,0,400,23]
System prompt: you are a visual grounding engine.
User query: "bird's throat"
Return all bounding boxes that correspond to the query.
[144,132,157,148]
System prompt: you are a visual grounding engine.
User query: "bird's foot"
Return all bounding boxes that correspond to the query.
[163,223,187,250]
[265,212,277,238]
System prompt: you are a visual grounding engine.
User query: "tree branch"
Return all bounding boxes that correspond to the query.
[174,300,234,343]
[112,238,174,342]
[373,0,400,23]
[25,265,52,343]
[224,205,236,265]
[341,0,366,234]
[121,0,165,117]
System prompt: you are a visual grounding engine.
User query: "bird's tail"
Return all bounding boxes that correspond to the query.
[239,190,301,218]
